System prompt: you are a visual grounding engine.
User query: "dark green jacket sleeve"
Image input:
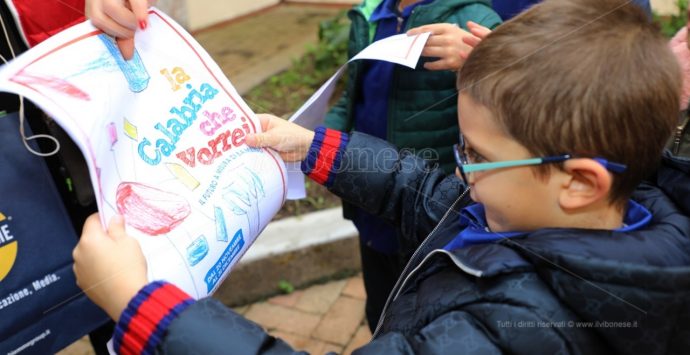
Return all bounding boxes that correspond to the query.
[324,88,351,131]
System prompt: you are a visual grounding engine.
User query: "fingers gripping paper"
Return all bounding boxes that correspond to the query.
[0,8,287,298]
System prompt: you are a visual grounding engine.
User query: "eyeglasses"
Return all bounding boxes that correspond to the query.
[452,134,627,183]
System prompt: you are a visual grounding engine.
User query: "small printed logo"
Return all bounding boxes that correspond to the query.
[0,212,18,282]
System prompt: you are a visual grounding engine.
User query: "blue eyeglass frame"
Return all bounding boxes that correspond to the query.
[452,136,627,183]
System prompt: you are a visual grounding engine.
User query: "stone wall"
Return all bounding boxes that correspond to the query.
[156,0,360,31]
[651,0,683,16]
[159,0,685,32]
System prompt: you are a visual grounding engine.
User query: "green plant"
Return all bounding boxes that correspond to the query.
[278,280,295,294]
[654,0,688,37]
[244,11,350,117]
[312,11,350,72]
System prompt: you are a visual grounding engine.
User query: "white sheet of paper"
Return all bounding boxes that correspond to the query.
[289,32,430,129]
[285,32,430,197]
[350,32,430,67]
[0,8,287,299]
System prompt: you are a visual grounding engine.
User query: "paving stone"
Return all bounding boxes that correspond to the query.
[271,330,343,354]
[268,289,304,308]
[56,336,94,355]
[245,302,321,336]
[343,324,373,354]
[341,274,366,300]
[313,296,366,345]
[233,305,250,315]
[295,279,347,314]
[193,4,345,94]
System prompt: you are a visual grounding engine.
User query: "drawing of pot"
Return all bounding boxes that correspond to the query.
[116,182,191,236]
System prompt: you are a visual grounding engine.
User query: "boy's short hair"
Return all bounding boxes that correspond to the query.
[458,0,681,205]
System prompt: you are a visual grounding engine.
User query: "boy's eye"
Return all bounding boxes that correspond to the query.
[467,148,486,163]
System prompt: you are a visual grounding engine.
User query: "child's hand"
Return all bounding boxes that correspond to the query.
[465,21,492,38]
[85,0,157,60]
[407,21,492,71]
[461,21,492,54]
[407,23,473,71]
[670,26,690,110]
[73,213,148,321]
[245,114,316,162]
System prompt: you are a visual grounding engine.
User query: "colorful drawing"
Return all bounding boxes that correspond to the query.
[107,122,118,148]
[165,162,200,190]
[221,168,265,235]
[11,72,90,100]
[98,34,150,93]
[186,235,209,266]
[67,52,120,79]
[0,9,289,299]
[116,182,191,236]
[214,206,228,242]
[123,118,138,141]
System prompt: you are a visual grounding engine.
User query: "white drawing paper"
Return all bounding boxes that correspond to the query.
[0,8,287,299]
[289,32,430,130]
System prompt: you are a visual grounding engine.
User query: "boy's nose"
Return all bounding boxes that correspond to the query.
[466,171,476,185]
[455,167,475,185]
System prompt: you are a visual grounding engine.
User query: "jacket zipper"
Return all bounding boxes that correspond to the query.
[372,186,472,338]
[388,8,416,141]
[396,16,404,32]
[673,114,689,155]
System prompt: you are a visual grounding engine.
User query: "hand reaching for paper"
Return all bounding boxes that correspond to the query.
[86,0,157,60]
[245,114,316,162]
[407,21,492,71]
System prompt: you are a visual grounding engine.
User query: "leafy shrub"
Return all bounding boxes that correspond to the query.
[245,11,350,117]
[654,0,688,37]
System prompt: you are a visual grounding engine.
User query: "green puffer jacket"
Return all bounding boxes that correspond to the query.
[324,0,502,173]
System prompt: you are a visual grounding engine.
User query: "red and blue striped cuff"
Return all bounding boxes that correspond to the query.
[300,126,349,188]
[113,281,194,355]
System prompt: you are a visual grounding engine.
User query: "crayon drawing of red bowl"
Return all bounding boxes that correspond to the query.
[116,182,192,236]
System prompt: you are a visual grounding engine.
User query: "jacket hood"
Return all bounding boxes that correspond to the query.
[658,151,690,216]
[446,158,690,353]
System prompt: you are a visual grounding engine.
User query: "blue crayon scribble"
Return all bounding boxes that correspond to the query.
[205,229,245,293]
[97,34,150,92]
[214,206,229,242]
[186,235,209,266]
[68,53,119,78]
[221,168,265,235]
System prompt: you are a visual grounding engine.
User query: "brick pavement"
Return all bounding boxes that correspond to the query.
[241,275,370,353]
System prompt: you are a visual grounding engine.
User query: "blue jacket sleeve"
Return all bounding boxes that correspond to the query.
[302,129,469,248]
[159,298,306,355]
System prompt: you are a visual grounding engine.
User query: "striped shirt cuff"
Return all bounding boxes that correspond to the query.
[113,281,194,355]
[301,126,349,188]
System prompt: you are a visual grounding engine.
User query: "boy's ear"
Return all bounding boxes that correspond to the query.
[558,158,612,210]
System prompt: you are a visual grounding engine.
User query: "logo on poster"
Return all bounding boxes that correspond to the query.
[0,212,18,282]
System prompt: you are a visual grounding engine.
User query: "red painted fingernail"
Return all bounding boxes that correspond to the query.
[139,20,147,30]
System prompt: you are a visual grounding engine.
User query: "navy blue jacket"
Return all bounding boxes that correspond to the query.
[115,131,690,354]
[492,0,652,20]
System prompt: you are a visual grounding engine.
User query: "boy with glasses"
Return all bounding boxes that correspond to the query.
[73,0,690,353]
